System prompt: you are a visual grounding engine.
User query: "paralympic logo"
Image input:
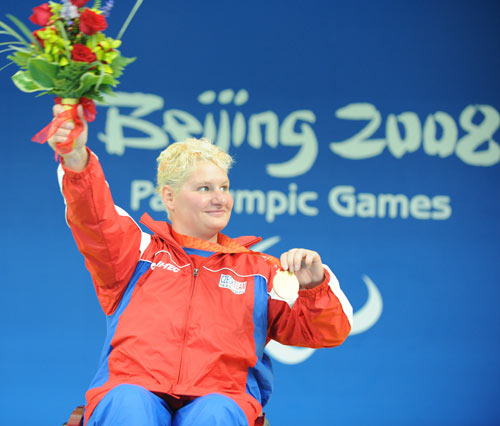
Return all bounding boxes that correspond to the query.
[253,236,383,365]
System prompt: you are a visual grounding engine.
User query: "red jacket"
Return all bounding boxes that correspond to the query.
[59,150,353,424]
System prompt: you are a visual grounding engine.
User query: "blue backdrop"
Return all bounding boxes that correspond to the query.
[1,1,500,425]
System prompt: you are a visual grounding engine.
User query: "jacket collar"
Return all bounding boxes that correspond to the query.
[139,213,262,253]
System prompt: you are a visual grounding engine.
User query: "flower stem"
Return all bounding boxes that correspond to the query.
[55,21,72,60]
[116,0,144,40]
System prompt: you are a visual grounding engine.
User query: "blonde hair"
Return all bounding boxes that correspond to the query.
[156,137,234,193]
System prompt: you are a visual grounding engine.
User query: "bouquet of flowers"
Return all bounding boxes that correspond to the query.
[0,0,143,155]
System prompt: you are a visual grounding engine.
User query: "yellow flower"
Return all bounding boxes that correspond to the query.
[104,50,118,63]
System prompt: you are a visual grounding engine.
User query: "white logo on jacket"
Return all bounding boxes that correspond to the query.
[218,274,247,295]
[151,260,180,272]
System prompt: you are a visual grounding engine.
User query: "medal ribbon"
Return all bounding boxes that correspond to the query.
[172,229,282,269]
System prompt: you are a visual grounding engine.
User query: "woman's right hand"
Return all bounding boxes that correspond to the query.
[48,104,89,171]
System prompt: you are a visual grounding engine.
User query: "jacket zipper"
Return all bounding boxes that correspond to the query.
[174,266,199,389]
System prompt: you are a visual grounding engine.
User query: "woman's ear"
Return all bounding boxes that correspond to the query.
[161,185,175,211]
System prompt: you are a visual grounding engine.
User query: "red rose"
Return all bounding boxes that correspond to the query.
[29,3,52,26]
[32,29,45,48]
[71,0,90,7]
[71,44,97,63]
[79,9,107,35]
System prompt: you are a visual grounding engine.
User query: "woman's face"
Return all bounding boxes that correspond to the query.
[163,161,234,242]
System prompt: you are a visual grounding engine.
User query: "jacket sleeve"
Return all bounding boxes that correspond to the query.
[58,149,151,315]
[267,265,353,348]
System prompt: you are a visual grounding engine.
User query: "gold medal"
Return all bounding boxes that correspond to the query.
[273,270,300,299]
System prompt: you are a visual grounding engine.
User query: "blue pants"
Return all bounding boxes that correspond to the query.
[86,384,249,426]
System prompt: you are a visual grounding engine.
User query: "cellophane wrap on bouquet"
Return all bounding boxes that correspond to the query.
[0,0,142,156]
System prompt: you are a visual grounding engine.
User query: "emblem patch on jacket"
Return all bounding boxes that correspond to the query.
[218,274,247,295]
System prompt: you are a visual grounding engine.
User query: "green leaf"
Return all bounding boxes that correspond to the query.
[0,19,29,47]
[0,41,24,46]
[51,61,93,97]
[3,45,32,54]
[77,71,115,95]
[109,54,136,79]
[27,58,60,89]
[8,50,32,68]
[0,61,14,71]
[6,14,42,51]
[95,65,116,91]
[11,70,44,92]
[95,65,106,91]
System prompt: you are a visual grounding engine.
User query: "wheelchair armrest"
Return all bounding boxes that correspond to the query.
[63,405,84,426]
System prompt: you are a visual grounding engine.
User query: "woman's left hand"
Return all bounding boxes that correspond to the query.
[280,248,325,289]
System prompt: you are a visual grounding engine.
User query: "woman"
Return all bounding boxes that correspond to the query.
[49,104,353,426]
